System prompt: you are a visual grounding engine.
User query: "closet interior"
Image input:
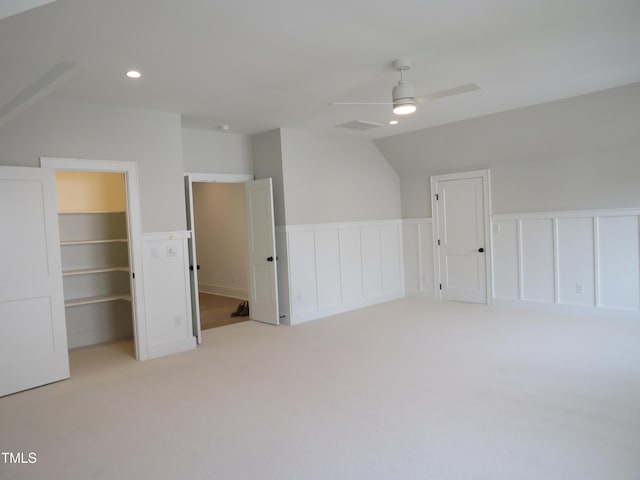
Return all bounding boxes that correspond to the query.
[56,171,134,350]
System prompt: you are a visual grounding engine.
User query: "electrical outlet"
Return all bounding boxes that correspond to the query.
[150,247,159,259]
[166,246,178,257]
[575,283,584,295]
[174,316,181,327]
[493,224,501,234]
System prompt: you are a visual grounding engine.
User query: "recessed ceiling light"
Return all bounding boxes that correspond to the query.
[126,70,142,79]
[389,120,398,125]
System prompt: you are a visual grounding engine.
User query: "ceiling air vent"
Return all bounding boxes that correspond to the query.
[335,120,383,131]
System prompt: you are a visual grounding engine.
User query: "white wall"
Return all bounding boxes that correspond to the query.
[252,129,287,226]
[192,182,248,299]
[280,128,401,224]
[374,82,640,217]
[182,128,253,174]
[251,128,404,323]
[0,98,186,232]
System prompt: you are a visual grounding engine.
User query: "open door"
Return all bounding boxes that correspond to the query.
[245,178,279,325]
[0,166,70,396]
[184,175,202,344]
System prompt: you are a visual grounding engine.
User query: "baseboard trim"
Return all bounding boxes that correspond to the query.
[288,291,405,325]
[492,298,639,320]
[199,283,248,300]
[147,337,196,360]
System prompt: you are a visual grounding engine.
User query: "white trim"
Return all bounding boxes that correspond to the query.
[39,156,149,360]
[143,231,191,241]
[282,218,403,232]
[185,172,253,183]
[593,217,601,308]
[492,207,640,221]
[289,292,405,325]
[517,220,524,301]
[402,217,432,224]
[199,283,248,300]
[552,217,559,304]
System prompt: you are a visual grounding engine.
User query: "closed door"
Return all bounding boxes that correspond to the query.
[433,171,490,304]
[0,166,69,397]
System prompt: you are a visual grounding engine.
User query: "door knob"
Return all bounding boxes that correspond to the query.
[478,248,484,253]
[266,256,274,262]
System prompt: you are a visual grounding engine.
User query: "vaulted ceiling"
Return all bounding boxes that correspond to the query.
[1,0,639,139]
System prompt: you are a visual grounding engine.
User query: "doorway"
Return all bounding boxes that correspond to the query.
[431,169,492,304]
[192,181,250,330]
[41,157,148,360]
[185,173,280,336]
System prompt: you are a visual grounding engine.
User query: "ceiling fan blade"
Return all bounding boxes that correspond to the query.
[330,102,392,105]
[415,83,480,103]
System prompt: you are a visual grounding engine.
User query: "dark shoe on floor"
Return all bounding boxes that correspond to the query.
[231,301,246,317]
[238,302,250,317]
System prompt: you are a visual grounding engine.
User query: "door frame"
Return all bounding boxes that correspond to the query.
[430,169,493,304]
[40,157,149,360]
[184,172,254,334]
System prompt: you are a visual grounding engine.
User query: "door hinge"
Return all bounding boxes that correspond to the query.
[437,239,440,246]
[439,283,442,290]
[435,194,439,201]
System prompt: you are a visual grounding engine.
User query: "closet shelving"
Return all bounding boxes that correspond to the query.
[59,211,132,308]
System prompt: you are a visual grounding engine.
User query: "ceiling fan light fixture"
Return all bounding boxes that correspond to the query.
[392,81,416,115]
[393,100,417,115]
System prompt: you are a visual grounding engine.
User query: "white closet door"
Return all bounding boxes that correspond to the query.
[0,166,69,397]
[245,178,279,325]
[184,175,201,344]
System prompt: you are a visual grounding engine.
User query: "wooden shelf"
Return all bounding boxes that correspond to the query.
[62,266,129,276]
[65,294,131,307]
[58,211,126,214]
[61,239,127,246]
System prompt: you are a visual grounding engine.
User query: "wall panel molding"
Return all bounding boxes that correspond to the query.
[281,220,405,324]
[492,208,640,313]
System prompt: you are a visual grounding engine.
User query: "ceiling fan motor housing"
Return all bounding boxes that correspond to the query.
[392,82,415,103]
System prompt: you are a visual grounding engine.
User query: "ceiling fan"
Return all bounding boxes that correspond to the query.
[331,59,480,115]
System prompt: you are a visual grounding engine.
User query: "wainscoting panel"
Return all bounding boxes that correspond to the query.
[338,228,363,304]
[314,229,342,308]
[282,220,404,324]
[492,209,640,313]
[402,223,419,293]
[381,225,402,294]
[597,216,640,310]
[557,217,595,306]
[287,230,317,315]
[402,219,434,296]
[492,220,519,300]
[521,219,555,303]
[361,226,383,299]
[141,232,196,359]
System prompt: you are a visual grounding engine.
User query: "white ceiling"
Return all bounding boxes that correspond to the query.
[0,0,639,139]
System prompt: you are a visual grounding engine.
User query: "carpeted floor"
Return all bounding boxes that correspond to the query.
[199,293,249,330]
[1,298,639,479]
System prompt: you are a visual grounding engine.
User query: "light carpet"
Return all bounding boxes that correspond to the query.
[1,298,639,479]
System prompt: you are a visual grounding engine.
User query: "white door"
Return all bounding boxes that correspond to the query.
[184,175,202,344]
[433,170,490,304]
[0,166,70,397]
[245,178,279,325]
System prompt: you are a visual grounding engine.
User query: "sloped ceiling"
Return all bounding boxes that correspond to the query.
[0,0,639,139]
